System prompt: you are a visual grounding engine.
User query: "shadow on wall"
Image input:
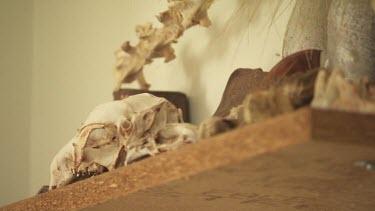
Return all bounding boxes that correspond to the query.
[180,45,210,123]
[179,0,249,122]
[179,0,287,122]
[207,0,286,61]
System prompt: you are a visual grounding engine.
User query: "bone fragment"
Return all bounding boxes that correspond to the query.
[198,117,238,139]
[312,69,375,113]
[199,69,319,139]
[113,0,213,90]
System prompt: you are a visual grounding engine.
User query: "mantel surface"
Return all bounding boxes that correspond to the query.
[2,107,375,211]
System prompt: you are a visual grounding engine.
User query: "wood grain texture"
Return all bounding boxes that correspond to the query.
[312,108,375,145]
[2,108,375,211]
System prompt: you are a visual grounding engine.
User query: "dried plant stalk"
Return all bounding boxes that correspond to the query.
[114,0,213,90]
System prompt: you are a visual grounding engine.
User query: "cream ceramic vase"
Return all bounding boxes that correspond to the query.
[327,0,375,82]
[283,0,331,62]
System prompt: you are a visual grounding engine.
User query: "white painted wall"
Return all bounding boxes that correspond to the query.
[1,0,295,205]
[0,0,33,206]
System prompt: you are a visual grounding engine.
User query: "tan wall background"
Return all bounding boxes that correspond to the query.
[0,0,33,206]
[1,0,294,206]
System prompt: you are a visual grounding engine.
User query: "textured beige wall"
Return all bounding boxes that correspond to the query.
[0,0,33,206]
[30,0,293,196]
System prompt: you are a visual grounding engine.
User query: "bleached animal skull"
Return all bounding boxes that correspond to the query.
[49,93,198,190]
[125,123,199,163]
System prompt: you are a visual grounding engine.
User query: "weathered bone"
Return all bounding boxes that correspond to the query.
[198,117,238,139]
[49,94,197,190]
[199,69,319,139]
[199,49,321,139]
[312,69,375,113]
[155,123,198,151]
[243,69,318,124]
[113,0,213,90]
[125,123,198,164]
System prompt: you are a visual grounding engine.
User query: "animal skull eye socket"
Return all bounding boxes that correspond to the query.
[143,113,148,120]
[121,119,132,135]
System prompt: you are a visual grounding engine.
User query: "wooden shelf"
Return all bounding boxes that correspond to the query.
[3,107,375,211]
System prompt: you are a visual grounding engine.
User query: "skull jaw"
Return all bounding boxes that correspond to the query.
[76,162,108,177]
[74,145,124,178]
[73,124,125,175]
